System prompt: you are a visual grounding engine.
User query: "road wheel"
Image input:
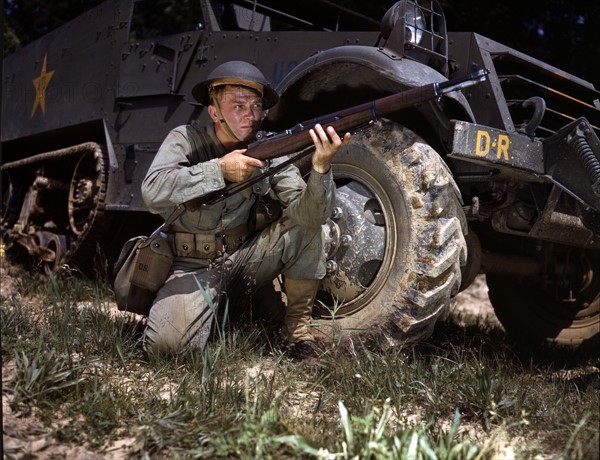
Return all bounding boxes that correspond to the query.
[312,120,467,347]
[487,248,599,350]
[66,145,110,273]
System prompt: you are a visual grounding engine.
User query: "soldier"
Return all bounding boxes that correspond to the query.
[141,61,350,359]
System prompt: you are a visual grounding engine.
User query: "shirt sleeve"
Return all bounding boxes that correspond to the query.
[141,127,226,214]
[270,158,336,228]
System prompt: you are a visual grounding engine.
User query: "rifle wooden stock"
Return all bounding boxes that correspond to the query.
[183,69,488,210]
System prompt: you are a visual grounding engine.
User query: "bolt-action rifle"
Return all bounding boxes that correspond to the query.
[181,68,489,212]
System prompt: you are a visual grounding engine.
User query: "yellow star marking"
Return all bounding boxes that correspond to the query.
[31,54,55,118]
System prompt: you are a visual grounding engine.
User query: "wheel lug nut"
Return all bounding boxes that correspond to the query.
[326,260,338,274]
[331,207,343,220]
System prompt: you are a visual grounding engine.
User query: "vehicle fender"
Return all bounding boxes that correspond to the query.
[266,45,475,130]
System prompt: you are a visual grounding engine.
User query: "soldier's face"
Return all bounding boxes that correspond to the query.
[211,85,263,144]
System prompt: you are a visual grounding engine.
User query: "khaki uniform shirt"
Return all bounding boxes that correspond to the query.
[141,124,335,233]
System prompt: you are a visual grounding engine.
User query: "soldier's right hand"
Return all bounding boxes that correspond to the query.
[218,149,266,183]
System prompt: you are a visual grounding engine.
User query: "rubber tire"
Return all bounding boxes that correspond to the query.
[312,120,467,347]
[487,250,600,351]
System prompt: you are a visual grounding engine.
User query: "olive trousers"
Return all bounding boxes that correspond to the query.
[143,216,326,355]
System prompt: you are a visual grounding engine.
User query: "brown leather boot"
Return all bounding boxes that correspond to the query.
[282,278,320,354]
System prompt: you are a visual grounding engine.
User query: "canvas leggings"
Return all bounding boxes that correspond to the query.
[143,216,326,355]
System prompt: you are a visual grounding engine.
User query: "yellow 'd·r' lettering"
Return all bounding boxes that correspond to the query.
[475,130,490,157]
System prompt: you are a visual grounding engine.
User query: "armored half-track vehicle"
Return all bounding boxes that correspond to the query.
[2,0,599,350]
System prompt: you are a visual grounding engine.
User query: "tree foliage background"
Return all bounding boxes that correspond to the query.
[441,0,599,85]
[2,0,599,83]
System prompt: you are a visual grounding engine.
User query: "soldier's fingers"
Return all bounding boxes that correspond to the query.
[245,156,266,168]
[309,127,322,147]
[325,126,343,146]
[314,124,330,143]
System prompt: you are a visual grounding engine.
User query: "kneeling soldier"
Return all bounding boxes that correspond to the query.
[141,61,350,358]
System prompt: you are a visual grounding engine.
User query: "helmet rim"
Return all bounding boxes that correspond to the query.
[192,61,279,109]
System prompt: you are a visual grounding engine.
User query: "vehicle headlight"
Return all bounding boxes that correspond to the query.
[404,2,426,45]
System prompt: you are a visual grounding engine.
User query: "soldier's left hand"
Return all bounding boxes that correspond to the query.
[310,124,351,174]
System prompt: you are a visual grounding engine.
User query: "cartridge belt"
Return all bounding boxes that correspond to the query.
[167,223,249,259]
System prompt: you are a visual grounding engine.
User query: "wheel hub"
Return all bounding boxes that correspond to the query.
[320,180,386,308]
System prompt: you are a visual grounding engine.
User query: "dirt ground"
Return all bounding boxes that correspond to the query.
[1,265,497,459]
[451,274,500,328]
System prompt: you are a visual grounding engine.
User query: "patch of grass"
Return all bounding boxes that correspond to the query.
[8,345,87,411]
[1,294,34,353]
[1,266,598,459]
[280,401,494,460]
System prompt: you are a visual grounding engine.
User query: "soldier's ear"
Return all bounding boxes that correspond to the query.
[207,105,220,123]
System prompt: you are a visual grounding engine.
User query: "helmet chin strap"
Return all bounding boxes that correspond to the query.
[213,97,243,144]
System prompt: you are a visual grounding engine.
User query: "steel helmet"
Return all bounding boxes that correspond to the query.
[192,61,279,109]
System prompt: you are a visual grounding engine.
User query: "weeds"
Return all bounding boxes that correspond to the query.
[8,346,87,411]
[279,401,494,460]
[1,265,598,459]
